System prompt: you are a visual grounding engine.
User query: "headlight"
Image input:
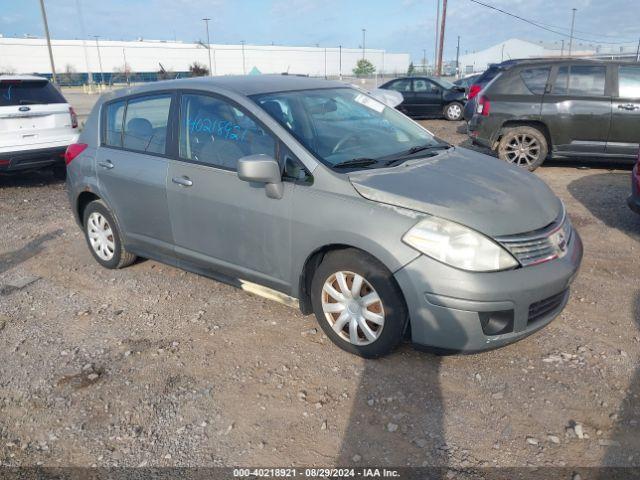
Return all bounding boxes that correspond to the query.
[402,216,518,272]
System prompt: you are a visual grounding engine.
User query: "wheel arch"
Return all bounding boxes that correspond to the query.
[495,120,552,152]
[76,191,101,226]
[297,243,410,316]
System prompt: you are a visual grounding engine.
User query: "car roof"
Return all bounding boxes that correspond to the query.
[105,74,349,99]
[494,57,638,70]
[0,74,51,82]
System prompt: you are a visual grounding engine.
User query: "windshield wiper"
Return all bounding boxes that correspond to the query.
[333,158,379,169]
[382,143,451,166]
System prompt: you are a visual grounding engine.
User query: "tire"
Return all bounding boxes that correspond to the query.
[82,200,136,269]
[310,248,407,358]
[497,126,548,171]
[52,165,67,180]
[443,102,463,121]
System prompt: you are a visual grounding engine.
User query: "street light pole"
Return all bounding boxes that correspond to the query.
[568,8,577,56]
[202,18,213,76]
[362,29,366,60]
[339,45,342,79]
[93,36,104,84]
[455,35,460,76]
[38,0,57,84]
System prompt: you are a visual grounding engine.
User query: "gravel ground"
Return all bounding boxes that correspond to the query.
[0,118,639,469]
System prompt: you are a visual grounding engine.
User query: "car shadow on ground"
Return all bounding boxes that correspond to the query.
[0,169,65,189]
[336,305,470,475]
[567,171,640,239]
[601,293,640,469]
[0,229,64,276]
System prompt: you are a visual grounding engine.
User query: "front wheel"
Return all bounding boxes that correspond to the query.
[310,249,407,358]
[497,126,548,171]
[443,102,463,121]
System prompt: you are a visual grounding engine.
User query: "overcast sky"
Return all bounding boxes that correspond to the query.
[1,0,639,62]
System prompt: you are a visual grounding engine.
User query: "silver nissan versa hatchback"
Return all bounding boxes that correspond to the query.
[66,75,583,358]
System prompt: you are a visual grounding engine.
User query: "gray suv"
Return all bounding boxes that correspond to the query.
[66,76,583,357]
[469,59,640,170]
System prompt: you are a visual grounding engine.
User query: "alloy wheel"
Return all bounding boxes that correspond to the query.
[321,271,385,346]
[87,212,115,261]
[504,134,540,167]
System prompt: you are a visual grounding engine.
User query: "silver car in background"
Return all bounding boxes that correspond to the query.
[65,75,582,358]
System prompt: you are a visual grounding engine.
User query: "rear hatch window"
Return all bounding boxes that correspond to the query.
[0,79,66,107]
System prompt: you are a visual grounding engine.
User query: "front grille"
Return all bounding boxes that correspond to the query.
[528,290,567,324]
[495,208,573,267]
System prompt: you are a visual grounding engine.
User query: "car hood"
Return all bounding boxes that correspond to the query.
[348,147,561,237]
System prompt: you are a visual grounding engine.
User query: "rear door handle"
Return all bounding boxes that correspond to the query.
[172,176,193,187]
[97,160,114,169]
[617,104,639,111]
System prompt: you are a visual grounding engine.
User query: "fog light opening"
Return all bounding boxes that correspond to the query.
[479,310,514,336]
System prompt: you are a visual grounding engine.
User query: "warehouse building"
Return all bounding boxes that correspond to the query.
[0,37,410,82]
[459,38,639,74]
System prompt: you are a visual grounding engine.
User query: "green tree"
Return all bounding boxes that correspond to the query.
[407,62,415,76]
[352,59,375,77]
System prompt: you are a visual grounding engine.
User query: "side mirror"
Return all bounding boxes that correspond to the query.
[237,154,284,199]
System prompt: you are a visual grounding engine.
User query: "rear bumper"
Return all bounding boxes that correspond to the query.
[394,229,583,353]
[467,115,496,149]
[0,146,67,172]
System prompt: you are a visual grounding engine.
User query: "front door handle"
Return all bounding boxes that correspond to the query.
[172,176,193,187]
[617,104,639,111]
[98,160,114,169]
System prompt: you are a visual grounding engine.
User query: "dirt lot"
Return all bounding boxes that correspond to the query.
[0,118,639,470]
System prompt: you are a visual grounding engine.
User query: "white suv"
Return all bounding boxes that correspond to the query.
[0,75,79,178]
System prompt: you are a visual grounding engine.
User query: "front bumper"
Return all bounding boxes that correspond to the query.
[394,228,583,352]
[0,146,67,173]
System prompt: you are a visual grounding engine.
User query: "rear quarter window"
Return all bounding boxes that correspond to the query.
[0,80,66,106]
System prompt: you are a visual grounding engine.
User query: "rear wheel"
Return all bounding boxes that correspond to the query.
[83,200,136,269]
[443,102,463,121]
[497,126,548,171]
[310,249,407,358]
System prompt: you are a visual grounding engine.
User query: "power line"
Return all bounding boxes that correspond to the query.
[468,0,636,45]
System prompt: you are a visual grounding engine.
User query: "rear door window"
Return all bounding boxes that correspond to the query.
[520,67,551,94]
[178,93,275,171]
[0,79,65,106]
[386,79,412,92]
[618,65,640,98]
[553,65,606,96]
[104,100,126,148]
[122,95,172,154]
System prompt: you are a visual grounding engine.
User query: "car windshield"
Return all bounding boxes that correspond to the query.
[251,87,444,169]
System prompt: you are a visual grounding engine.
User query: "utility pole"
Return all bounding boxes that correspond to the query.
[436,0,447,76]
[324,47,327,79]
[240,40,246,74]
[339,45,342,79]
[568,8,577,56]
[76,0,93,84]
[362,29,366,60]
[38,0,57,84]
[122,48,129,85]
[501,43,505,62]
[202,18,212,76]
[455,35,460,76]
[93,36,104,84]
[423,49,427,73]
[434,0,440,76]
[560,39,565,56]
